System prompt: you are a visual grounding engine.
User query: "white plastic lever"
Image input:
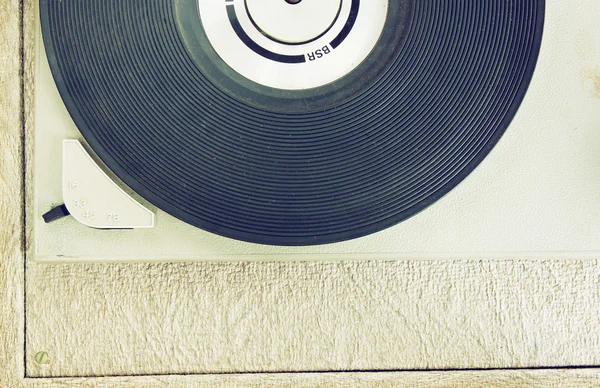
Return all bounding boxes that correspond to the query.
[62,139,154,229]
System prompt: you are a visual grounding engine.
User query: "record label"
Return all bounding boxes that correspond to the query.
[199,0,388,89]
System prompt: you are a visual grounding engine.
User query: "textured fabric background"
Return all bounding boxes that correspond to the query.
[2,0,600,386]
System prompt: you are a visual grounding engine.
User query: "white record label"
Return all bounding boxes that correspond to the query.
[198,0,388,90]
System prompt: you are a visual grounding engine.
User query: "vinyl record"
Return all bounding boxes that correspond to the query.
[40,0,545,245]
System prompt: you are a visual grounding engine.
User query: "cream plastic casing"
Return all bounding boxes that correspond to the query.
[33,1,600,263]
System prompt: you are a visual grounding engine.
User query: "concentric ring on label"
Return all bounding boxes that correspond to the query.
[244,0,342,45]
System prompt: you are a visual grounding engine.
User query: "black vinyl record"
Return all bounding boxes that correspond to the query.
[41,0,545,245]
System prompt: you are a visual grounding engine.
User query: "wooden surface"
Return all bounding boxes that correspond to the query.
[2,0,600,386]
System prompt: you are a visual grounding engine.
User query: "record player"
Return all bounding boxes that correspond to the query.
[32,0,600,263]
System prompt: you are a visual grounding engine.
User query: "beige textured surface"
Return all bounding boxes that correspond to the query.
[21,259,600,377]
[0,0,26,385]
[2,0,600,386]
[7,370,600,388]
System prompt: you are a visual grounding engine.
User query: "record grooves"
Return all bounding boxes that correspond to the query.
[40,0,545,245]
